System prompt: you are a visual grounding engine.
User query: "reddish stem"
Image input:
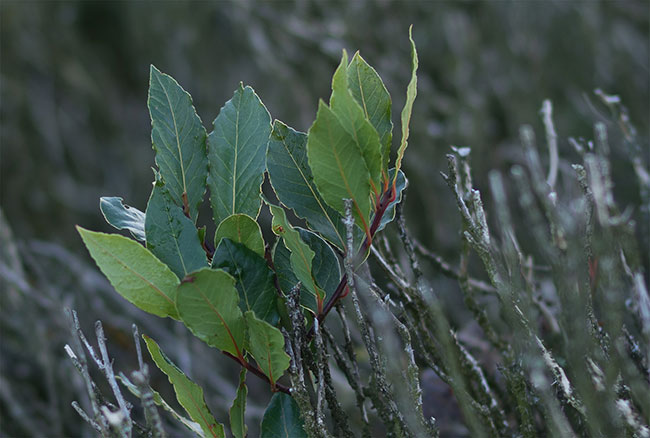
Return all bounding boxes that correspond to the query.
[306,185,397,341]
[222,351,291,395]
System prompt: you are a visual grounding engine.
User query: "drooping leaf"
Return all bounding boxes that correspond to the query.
[268,204,325,310]
[267,120,349,250]
[175,268,246,358]
[99,197,146,242]
[377,168,408,232]
[148,65,208,222]
[214,213,265,258]
[260,393,307,438]
[143,335,224,438]
[212,239,279,325]
[208,84,272,227]
[330,50,383,194]
[244,311,290,388]
[393,26,419,180]
[307,100,372,234]
[77,227,179,319]
[347,52,393,172]
[272,228,341,314]
[118,373,204,437]
[145,179,207,279]
[229,369,247,438]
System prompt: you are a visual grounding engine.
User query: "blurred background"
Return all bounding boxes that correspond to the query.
[1,1,648,436]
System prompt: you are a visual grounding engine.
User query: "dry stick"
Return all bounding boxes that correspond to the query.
[367,283,439,437]
[343,199,411,437]
[541,99,559,192]
[94,321,132,437]
[316,334,355,438]
[312,319,329,432]
[284,284,328,438]
[65,309,110,436]
[131,325,166,438]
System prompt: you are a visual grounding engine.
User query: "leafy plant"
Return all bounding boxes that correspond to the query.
[77,28,418,437]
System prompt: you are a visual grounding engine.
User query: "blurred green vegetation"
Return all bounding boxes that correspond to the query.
[2,1,647,252]
[1,1,648,436]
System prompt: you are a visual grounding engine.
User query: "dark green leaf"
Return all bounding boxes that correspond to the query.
[377,168,408,232]
[330,50,383,193]
[148,65,208,222]
[145,179,207,279]
[212,238,279,325]
[99,197,146,242]
[208,84,272,227]
[307,100,372,234]
[267,120,349,250]
[175,268,246,358]
[273,228,341,314]
[348,52,393,171]
[214,213,265,257]
[229,369,247,438]
[244,311,290,388]
[260,393,307,438]
[143,335,224,438]
[77,227,179,319]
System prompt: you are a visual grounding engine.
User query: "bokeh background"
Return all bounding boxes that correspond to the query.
[1,1,648,436]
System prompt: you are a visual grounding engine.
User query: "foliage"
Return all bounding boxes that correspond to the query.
[73,31,418,436]
[1,4,648,438]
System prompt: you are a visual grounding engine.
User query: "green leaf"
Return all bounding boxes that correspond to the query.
[268,204,325,310]
[208,84,272,227]
[118,373,204,436]
[143,335,224,438]
[77,227,179,319]
[212,239,279,325]
[99,197,146,242]
[347,52,393,172]
[145,179,207,279]
[244,311,290,387]
[377,168,408,232]
[273,228,340,314]
[307,100,372,235]
[229,369,247,438]
[260,393,307,438]
[267,120,349,250]
[148,65,208,222]
[175,268,246,358]
[330,50,383,194]
[215,213,265,258]
[394,26,419,178]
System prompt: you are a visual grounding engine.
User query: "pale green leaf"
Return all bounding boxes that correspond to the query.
[244,311,290,388]
[148,65,208,222]
[212,238,279,325]
[268,204,325,310]
[175,268,246,358]
[208,84,272,226]
[229,369,247,438]
[307,100,372,233]
[273,228,341,313]
[330,50,383,193]
[118,373,204,437]
[77,227,179,319]
[267,120,349,250]
[143,335,224,438]
[145,179,207,279]
[348,52,393,171]
[214,213,265,258]
[394,26,419,178]
[260,393,307,438]
[100,197,146,242]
